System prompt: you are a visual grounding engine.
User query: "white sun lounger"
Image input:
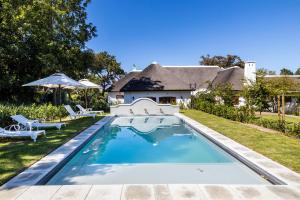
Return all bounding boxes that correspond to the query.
[0,126,45,142]
[64,105,96,120]
[11,115,65,131]
[76,104,104,115]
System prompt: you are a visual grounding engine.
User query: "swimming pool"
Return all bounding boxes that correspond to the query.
[47,115,270,185]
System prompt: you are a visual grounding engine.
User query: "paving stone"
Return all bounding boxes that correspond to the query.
[257,161,281,169]
[267,186,300,200]
[28,161,58,171]
[4,172,44,187]
[204,185,235,200]
[169,184,204,200]
[154,185,172,200]
[51,185,91,200]
[233,186,280,200]
[278,172,300,183]
[0,186,29,200]
[17,185,61,200]
[85,185,123,200]
[122,185,155,200]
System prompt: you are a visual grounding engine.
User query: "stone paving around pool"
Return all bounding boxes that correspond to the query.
[1,184,300,200]
[0,114,299,199]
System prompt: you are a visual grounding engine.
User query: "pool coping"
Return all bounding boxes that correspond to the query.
[0,114,299,200]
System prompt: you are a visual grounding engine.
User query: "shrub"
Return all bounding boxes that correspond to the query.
[249,118,300,138]
[191,98,254,123]
[0,103,67,127]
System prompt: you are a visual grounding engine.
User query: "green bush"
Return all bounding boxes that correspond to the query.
[191,97,300,138]
[191,98,254,123]
[0,103,67,127]
[250,118,300,138]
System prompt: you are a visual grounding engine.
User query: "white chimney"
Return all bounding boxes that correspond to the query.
[244,61,256,84]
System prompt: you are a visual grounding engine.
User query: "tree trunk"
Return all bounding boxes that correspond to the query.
[282,94,285,121]
[277,95,281,120]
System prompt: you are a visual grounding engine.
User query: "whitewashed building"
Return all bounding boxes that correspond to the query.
[108,61,256,105]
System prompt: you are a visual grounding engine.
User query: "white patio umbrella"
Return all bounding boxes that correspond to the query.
[23,73,86,105]
[78,79,101,109]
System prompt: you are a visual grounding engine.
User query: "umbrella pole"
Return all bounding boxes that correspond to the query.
[85,89,88,109]
[59,84,62,122]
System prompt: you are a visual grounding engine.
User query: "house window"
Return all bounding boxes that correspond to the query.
[116,95,124,100]
[159,97,176,104]
[146,97,156,102]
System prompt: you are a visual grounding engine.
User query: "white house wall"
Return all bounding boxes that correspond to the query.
[108,91,124,104]
[123,91,191,104]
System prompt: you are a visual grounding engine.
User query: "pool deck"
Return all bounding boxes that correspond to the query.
[0,114,299,199]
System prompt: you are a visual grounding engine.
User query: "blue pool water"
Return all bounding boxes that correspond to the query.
[47,116,270,184]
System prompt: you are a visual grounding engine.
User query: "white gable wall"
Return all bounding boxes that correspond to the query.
[123,91,191,105]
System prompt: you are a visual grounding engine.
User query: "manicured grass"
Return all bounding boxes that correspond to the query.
[0,116,102,185]
[182,109,300,173]
[258,113,300,124]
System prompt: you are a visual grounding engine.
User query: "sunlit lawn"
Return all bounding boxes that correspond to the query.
[258,113,300,124]
[182,109,300,173]
[0,116,102,185]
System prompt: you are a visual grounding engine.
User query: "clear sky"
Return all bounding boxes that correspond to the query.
[86,0,300,73]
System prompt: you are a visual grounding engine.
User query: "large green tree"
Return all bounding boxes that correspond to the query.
[0,0,96,102]
[257,68,276,76]
[199,54,244,68]
[242,77,271,115]
[89,52,125,94]
[295,68,300,75]
[280,68,293,75]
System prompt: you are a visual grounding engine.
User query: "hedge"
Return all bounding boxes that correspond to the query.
[191,98,300,138]
[249,118,300,138]
[0,103,67,127]
[191,98,254,123]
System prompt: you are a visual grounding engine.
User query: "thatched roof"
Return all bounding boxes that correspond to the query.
[109,71,140,92]
[121,64,194,91]
[111,63,247,92]
[163,66,221,89]
[212,67,244,91]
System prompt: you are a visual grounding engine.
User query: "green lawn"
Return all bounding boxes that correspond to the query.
[258,113,300,124]
[182,109,300,173]
[0,116,102,185]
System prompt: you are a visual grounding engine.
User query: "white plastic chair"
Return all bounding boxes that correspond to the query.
[11,115,65,131]
[0,126,46,142]
[76,104,104,115]
[64,105,96,120]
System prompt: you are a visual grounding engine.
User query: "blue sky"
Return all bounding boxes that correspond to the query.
[86,0,300,73]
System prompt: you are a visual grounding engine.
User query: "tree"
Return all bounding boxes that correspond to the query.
[257,68,276,76]
[295,68,300,75]
[242,77,271,115]
[280,68,293,75]
[265,76,297,120]
[212,84,235,106]
[90,52,125,94]
[0,0,96,102]
[199,54,244,68]
[195,83,235,106]
[268,70,276,75]
[256,68,268,76]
